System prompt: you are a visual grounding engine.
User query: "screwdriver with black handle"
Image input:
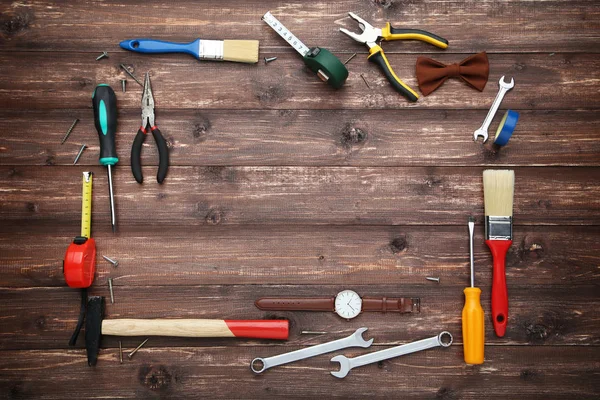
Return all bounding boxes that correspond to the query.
[462,216,484,364]
[92,84,118,233]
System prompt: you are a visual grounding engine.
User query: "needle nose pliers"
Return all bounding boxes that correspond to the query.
[340,12,448,102]
[131,72,169,184]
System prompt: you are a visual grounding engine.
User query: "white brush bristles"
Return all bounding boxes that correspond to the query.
[223,40,259,64]
[483,170,515,217]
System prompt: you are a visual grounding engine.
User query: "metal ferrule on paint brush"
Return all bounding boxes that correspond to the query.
[198,40,224,60]
[485,216,512,240]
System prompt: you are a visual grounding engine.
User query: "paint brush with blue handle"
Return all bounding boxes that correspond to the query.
[120,38,259,64]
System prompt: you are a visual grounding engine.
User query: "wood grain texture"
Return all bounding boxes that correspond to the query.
[0,226,597,287]
[0,0,599,53]
[0,347,598,399]
[1,284,598,350]
[1,166,598,229]
[0,53,598,110]
[2,109,599,167]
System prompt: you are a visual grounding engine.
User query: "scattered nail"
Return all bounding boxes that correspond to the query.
[128,338,149,359]
[360,73,371,89]
[61,119,79,144]
[301,331,327,335]
[119,64,143,87]
[426,277,440,283]
[73,144,87,164]
[344,53,357,65]
[264,56,278,64]
[119,341,123,364]
[103,255,119,268]
[96,51,109,61]
[108,278,114,304]
[121,79,126,93]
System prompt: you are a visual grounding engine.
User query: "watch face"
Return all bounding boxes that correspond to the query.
[334,290,362,319]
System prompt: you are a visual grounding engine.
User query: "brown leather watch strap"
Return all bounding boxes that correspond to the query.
[361,297,420,313]
[255,297,335,311]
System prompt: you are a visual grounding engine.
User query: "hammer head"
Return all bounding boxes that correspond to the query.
[85,296,104,366]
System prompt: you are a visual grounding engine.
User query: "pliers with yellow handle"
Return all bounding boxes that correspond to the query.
[340,12,448,102]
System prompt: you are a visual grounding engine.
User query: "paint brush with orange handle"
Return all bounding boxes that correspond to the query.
[483,169,515,337]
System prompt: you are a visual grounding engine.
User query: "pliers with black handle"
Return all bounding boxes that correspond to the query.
[131,72,169,184]
[340,12,448,102]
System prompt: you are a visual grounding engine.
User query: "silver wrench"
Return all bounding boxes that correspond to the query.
[251,327,373,374]
[330,331,452,378]
[473,76,515,142]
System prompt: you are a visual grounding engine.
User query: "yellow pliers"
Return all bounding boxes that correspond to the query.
[340,12,448,102]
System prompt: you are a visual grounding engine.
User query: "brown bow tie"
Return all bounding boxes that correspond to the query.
[416,52,489,96]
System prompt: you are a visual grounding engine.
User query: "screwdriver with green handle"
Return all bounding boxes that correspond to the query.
[92,84,118,233]
[462,216,484,364]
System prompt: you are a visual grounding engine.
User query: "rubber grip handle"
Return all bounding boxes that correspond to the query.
[151,127,169,184]
[486,239,512,337]
[368,46,419,102]
[92,85,118,166]
[462,287,484,364]
[384,24,449,49]
[131,129,145,184]
[119,39,200,58]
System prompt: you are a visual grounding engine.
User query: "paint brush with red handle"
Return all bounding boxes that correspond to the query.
[483,169,515,337]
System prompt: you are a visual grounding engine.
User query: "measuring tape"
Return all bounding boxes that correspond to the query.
[64,172,97,288]
[262,11,348,88]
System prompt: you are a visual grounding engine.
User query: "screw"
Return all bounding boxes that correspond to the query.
[426,277,440,283]
[128,338,149,359]
[344,53,357,65]
[119,64,143,87]
[119,341,123,364]
[301,331,327,335]
[73,144,87,164]
[96,51,108,61]
[264,56,278,64]
[61,119,79,144]
[103,255,119,268]
[360,73,371,89]
[121,79,126,93]
[108,278,114,304]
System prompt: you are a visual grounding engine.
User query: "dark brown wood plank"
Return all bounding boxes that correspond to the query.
[0,346,598,399]
[0,53,598,110]
[0,0,599,53]
[1,284,598,350]
[1,166,598,228]
[0,226,597,288]
[2,109,599,167]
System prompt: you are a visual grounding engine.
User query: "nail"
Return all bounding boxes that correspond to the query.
[96,51,108,61]
[120,64,143,87]
[301,331,327,335]
[119,341,123,364]
[128,338,149,359]
[108,278,114,304]
[121,79,126,93]
[344,53,357,65]
[426,277,440,283]
[73,144,87,164]
[103,255,119,268]
[61,119,79,144]
[360,73,371,89]
[264,56,278,64]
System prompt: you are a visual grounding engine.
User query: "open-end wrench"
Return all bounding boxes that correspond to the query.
[330,331,452,378]
[473,76,515,142]
[251,327,373,374]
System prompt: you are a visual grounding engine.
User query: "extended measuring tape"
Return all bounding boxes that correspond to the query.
[262,12,348,88]
[64,172,97,288]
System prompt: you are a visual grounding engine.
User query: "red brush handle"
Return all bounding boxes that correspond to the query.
[225,320,289,340]
[485,239,512,337]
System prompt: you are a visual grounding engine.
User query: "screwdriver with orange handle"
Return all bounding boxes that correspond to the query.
[462,216,485,364]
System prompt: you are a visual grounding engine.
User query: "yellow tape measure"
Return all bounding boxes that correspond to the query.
[81,172,93,238]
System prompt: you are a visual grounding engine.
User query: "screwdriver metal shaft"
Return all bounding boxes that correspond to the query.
[107,165,116,233]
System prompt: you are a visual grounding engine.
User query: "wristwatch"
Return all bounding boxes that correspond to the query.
[255,290,420,320]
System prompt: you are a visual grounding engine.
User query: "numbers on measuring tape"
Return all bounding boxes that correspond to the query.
[262,11,310,56]
[81,172,93,239]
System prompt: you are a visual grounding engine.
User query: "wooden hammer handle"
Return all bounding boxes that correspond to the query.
[101,319,288,340]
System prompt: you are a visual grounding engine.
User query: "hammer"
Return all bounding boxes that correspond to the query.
[85,297,289,365]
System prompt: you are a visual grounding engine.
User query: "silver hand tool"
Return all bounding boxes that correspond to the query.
[469,216,475,287]
[473,76,515,142]
[330,331,452,378]
[251,327,373,374]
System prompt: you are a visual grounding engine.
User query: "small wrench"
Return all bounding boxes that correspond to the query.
[251,327,373,374]
[330,331,452,378]
[473,76,515,142]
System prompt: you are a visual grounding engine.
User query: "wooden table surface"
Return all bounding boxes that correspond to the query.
[1,1,599,398]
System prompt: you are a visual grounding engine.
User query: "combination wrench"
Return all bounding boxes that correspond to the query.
[330,331,452,378]
[251,327,373,374]
[473,76,515,143]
